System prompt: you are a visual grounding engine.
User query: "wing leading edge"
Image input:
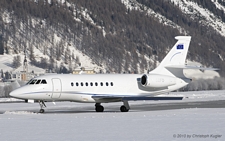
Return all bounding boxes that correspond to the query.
[92,95,183,101]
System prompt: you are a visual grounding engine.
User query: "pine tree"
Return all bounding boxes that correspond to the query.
[0,35,4,54]
[12,55,21,68]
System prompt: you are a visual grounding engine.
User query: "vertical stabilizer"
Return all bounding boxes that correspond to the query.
[150,36,191,77]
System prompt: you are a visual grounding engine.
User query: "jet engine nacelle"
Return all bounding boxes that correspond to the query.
[140,74,176,88]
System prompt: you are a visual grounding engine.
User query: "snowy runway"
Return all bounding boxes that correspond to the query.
[0,90,225,141]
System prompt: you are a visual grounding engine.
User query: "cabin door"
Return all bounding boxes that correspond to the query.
[51,78,62,99]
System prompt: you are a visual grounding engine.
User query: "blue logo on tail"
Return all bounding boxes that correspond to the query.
[177,44,184,49]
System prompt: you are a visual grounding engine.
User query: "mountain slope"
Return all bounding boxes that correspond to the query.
[0,0,225,76]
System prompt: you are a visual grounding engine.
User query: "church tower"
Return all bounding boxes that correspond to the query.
[21,50,28,81]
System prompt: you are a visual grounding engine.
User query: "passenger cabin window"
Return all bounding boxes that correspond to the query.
[71,82,113,87]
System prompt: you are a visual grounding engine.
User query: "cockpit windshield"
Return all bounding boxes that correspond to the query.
[26,79,47,85]
[30,79,37,84]
[41,80,47,84]
[35,80,41,84]
[26,79,33,85]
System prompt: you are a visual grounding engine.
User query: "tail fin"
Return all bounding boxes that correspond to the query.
[150,36,191,77]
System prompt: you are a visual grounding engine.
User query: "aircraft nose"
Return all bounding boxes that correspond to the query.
[9,90,17,97]
[9,89,20,98]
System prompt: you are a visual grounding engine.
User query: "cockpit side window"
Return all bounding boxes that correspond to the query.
[36,80,41,84]
[26,79,33,85]
[41,79,47,84]
[30,79,37,84]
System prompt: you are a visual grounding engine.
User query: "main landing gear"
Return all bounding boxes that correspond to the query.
[39,100,46,113]
[95,103,104,112]
[95,101,130,112]
[120,101,130,112]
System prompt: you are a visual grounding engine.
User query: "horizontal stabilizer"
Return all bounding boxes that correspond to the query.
[163,65,219,78]
[165,65,219,70]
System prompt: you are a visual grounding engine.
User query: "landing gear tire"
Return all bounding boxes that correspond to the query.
[120,105,129,112]
[95,103,104,112]
[39,109,45,113]
[95,105,104,112]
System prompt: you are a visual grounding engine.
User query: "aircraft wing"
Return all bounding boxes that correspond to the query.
[92,95,183,101]
[122,96,183,100]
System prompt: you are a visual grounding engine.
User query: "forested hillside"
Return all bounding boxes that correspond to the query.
[0,0,225,75]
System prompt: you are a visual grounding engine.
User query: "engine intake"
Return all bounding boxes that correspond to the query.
[140,74,176,88]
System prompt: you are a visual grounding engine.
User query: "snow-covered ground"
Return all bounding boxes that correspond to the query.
[0,54,45,74]
[167,90,225,102]
[0,107,224,141]
[0,90,225,141]
[0,54,14,71]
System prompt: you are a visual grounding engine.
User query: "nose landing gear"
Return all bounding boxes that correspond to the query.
[39,100,46,113]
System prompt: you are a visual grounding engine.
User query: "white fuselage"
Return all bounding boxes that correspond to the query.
[9,36,195,113]
[10,74,190,103]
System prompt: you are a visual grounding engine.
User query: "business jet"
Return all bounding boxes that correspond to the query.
[9,36,216,113]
